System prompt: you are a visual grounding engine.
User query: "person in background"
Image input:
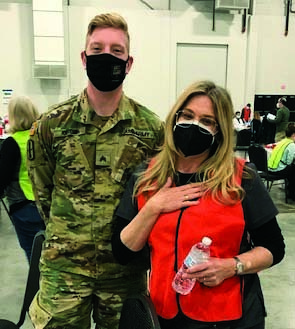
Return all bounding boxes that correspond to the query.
[0,96,45,262]
[233,110,250,147]
[268,122,295,201]
[27,12,164,329]
[251,111,262,144]
[260,108,276,144]
[112,80,285,329]
[3,114,10,133]
[267,97,290,142]
[233,110,248,132]
[0,115,4,136]
[241,103,252,123]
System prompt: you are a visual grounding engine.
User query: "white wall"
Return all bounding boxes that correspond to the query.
[0,3,69,116]
[254,15,295,95]
[0,0,294,119]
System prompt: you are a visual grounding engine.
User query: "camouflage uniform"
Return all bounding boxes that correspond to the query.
[27,89,164,329]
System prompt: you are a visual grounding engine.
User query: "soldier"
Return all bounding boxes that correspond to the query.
[27,12,164,329]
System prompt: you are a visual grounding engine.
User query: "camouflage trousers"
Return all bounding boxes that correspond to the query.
[29,268,147,329]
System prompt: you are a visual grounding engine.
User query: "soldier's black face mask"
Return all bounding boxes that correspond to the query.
[173,122,215,157]
[85,52,129,92]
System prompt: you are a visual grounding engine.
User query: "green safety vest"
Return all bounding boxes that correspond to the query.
[12,130,35,201]
[268,138,293,170]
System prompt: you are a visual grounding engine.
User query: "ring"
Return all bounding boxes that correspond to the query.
[184,195,188,200]
[203,277,206,282]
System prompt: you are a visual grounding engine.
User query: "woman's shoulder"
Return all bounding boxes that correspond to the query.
[0,136,18,149]
[134,160,149,173]
[0,136,20,163]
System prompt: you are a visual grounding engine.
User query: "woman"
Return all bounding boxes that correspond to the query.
[251,111,262,143]
[268,122,295,200]
[112,81,285,329]
[0,96,45,262]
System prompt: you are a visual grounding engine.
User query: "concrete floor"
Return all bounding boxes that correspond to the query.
[0,183,294,329]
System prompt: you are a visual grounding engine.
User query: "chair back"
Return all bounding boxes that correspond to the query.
[248,144,268,172]
[249,144,289,202]
[0,231,45,328]
[236,129,252,147]
[16,230,45,327]
[0,320,18,329]
[118,294,161,329]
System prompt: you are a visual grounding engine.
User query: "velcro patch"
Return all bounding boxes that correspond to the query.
[123,128,154,139]
[27,139,35,160]
[96,151,111,167]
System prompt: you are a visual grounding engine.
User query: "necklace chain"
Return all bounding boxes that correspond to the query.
[186,173,196,184]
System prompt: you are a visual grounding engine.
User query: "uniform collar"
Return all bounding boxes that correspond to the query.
[72,89,135,124]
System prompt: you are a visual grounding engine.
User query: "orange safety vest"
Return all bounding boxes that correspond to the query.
[137,159,246,322]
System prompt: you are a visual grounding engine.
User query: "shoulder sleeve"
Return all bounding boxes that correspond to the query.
[242,162,278,229]
[285,143,295,165]
[27,116,55,223]
[249,218,285,266]
[112,162,149,264]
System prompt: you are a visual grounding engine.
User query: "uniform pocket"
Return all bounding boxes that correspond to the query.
[54,135,93,191]
[111,135,150,184]
[29,293,53,329]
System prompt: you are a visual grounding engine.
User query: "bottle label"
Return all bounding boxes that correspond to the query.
[184,254,197,268]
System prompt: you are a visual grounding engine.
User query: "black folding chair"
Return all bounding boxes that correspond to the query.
[234,129,252,158]
[248,144,288,203]
[118,294,161,329]
[0,230,45,329]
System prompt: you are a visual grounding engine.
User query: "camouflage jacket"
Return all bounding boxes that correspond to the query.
[27,89,164,279]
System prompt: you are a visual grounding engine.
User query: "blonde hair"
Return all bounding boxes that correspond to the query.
[135,80,249,205]
[8,96,40,134]
[253,111,261,120]
[85,12,130,52]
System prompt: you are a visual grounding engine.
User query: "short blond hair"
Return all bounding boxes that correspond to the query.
[85,12,130,52]
[8,96,40,133]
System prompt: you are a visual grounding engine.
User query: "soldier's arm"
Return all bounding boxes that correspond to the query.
[27,118,55,225]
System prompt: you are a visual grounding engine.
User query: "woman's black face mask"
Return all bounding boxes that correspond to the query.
[85,52,129,92]
[173,122,216,157]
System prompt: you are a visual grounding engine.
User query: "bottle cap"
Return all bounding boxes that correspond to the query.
[202,237,212,246]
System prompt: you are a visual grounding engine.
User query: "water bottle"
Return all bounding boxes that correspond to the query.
[172,236,212,295]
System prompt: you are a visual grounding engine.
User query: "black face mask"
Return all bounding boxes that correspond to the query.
[173,122,215,157]
[85,52,128,92]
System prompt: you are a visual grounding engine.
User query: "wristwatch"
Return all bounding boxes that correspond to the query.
[234,256,244,275]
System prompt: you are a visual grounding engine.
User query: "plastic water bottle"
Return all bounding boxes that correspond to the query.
[172,236,212,295]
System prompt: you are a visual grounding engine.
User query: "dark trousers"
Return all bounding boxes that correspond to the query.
[10,202,45,262]
[269,165,295,199]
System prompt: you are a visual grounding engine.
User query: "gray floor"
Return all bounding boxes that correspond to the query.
[0,183,294,328]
